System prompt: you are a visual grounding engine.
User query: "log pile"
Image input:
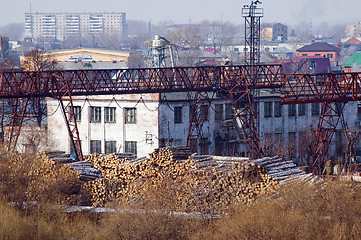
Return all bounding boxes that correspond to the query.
[84,147,280,213]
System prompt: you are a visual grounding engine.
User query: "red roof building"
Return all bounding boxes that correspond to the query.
[296,42,340,62]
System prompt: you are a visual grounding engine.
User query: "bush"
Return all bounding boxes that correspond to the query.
[0,151,81,209]
[194,180,361,240]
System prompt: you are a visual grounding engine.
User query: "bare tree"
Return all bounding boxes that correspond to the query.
[22,48,59,72]
[22,48,59,127]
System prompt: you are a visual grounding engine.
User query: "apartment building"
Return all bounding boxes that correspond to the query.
[345,22,361,38]
[25,12,128,42]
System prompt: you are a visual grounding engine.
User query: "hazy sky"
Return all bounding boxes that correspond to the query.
[1,0,360,27]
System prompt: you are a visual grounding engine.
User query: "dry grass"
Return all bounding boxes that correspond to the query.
[0,149,360,239]
[193,180,361,240]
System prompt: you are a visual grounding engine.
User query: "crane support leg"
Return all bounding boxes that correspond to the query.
[312,102,345,173]
[6,98,29,152]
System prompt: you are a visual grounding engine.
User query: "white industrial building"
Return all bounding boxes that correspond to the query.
[45,90,360,162]
[25,12,127,42]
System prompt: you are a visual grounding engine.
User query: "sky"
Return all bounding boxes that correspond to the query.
[0,0,360,27]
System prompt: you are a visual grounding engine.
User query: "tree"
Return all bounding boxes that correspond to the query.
[22,48,60,127]
[22,47,59,72]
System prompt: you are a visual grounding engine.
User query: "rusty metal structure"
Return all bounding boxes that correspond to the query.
[1,66,361,173]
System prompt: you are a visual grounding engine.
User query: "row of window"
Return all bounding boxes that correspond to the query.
[173,102,323,123]
[89,140,137,155]
[301,53,333,58]
[72,106,136,123]
[174,103,234,124]
[264,102,321,118]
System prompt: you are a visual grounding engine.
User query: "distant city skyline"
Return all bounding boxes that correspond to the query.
[1,0,360,28]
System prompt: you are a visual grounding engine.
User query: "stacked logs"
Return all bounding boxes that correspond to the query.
[0,152,81,205]
[85,147,279,213]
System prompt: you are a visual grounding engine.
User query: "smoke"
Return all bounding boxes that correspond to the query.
[0,23,24,40]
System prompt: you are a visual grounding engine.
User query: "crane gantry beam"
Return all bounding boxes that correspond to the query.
[280,72,361,104]
[2,65,361,173]
[0,65,282,99]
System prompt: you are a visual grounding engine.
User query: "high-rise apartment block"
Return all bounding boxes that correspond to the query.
[25,12,127,41]
[345,22,361,38]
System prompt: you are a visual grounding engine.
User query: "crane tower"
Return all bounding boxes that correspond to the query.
[242,1,263,65]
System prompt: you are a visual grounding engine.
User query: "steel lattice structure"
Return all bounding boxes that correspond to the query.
[1,65,361,173]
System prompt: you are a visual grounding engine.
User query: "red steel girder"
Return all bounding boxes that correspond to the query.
[52,77,83,162]
[232,89,262,159]
[281,72,361,104]
[186,92,210,148]
[0,65,283,99]
[312,102,345,174]
[6,98,30,152]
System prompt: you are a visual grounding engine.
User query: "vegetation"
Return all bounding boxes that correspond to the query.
[0,149,360,239]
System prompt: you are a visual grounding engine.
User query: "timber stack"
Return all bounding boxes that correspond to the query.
[84,147,280,213]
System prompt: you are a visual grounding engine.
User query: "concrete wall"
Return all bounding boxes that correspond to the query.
[46,94,159,158]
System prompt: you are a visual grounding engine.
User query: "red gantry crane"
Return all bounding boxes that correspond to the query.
[0,66,360,173]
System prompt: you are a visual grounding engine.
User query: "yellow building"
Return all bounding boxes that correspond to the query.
[48,48,131,63]
[20,48,133,71]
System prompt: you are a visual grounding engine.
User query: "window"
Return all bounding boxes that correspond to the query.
[234,47,239,52]
[90,106,101,122]
[327,54,333,59]
[90,140,101,154]
[312,103,320,115]
[225,103,233,120]
[215,104,223,121]
[302,54,308,57]
[189,105,195,121]
[200,138,209,155]
[70,140,81,155]
[105,141,117,154]
[200,105,209,121]
[125,141,137,155]
[125,108,136,123]
[315,54,321,56]
[174,106,183,123]
[105,107,116,122]
[311,61,316,69]
[288,104,296,116]
[264,102,272,117]
[358,102,361,120]
[298,104,306,116]
[71,106,81,121]
[274,101,282,117]
[288,132,296,157]
[275,133,283,144]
